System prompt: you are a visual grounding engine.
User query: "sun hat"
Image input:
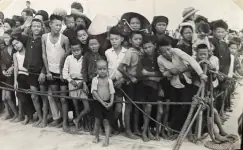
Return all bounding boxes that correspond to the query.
[182,7,199,21]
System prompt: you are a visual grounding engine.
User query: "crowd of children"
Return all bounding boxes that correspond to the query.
[0,1,243,147]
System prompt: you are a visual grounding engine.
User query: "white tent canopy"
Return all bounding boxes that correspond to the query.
[2,0,243,30]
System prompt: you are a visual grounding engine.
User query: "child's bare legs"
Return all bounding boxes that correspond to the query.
[49,85,62,126]
[74,100,90,131]
[213,108,227,136]
[142,104,152,142]
[133,108,141,136]
[39,85,49,128]
[72,99,80,121]
[103,119,110,147]
[161,100,170,137]
[124,103,139,139]
[93,118,101,143]
[113,100,123,133]
[155,103,163,140]
[60,85,69,132]
[5,91,18,121]
[30,86,43,127]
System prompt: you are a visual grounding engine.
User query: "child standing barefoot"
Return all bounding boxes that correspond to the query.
[91,60,115,147]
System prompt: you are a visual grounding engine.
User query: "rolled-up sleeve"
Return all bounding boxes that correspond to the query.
[172,48,203,75]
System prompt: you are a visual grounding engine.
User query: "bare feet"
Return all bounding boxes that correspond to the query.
[33,119,42,127]
[215,135,231,143]
[22,116,30,125]
[219,131,228,136]
[38,119,47,128]
[148,132,156,140]
[155,134,160,141]
[3,114,12,120]
[12,116,22,123]
[10,115,19,122]
[73,119,80,130]
[92,137,100,144]
[63,125,70,133]
[124,131,140,140]
[102,139,109,147]
[49,119,61,127]
[142,133,150,142]
[133,130,142,136]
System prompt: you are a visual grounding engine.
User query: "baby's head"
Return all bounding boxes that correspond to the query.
[65,15,75,29]
[96,59,108,78]
[197,22,211,39]
[196,43,209,61]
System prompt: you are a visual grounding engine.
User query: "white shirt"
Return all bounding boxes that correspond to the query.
[16,51,28,75]
[46,33,65,74]
[62,55,83,82]
[105,47,127,80]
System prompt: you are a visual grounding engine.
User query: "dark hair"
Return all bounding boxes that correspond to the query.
[129,31,143,39]
[212,19,228,30]
[26,1,30,4]
[36,10,49,21]
[196,44,208,50]
[71,41,81,47]
[4,29,13,35]
[109,26,123,37]
[195,15,208,24]
[22,9,33,17]
[197,22,210,34]
[157,36,172,47]
[71,2,83,11]
[75,24,87,35]
[229,29,237,34]
[228,37,241,47]
[180,25,193,35]
[3,18,16,28]
[32,18,43,24]
[64,15,74,23]
[11,35,26,47]
[88,35,100,44]
[143,35,156,45]
[12,15,24,25]
[50,14,63,22]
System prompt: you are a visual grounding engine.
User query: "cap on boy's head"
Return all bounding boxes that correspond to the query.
[196,43,208,50]
[109,26,123,37]
[4,18,16,28]
[197,22,211,34]
[152,16,169,26]
[157,36,172,47]
[36,10,49,22]
[50,14,63,22]
[143,35,156,45]
[71,1,83,12]
[195,15,208,24]
[212,19,228,31]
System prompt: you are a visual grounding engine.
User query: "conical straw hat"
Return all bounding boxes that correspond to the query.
[88,14,118,35]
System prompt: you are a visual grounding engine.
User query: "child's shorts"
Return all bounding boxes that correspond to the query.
[47,72,68,86]
[123,81,145,102]
[93,100,114,122]
[143,85,158,102]
[68,80,88,99]
[28,73,47,88]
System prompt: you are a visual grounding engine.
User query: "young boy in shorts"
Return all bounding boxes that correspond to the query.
[140,35,163,141]
[91,59,115,147]
[105,26,127,133]
[12,18,49,128]
[42,14,70,131]
[118,31,143,139]
[63,43,90,132]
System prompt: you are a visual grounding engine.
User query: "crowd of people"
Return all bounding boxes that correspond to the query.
[0,1,243,147]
